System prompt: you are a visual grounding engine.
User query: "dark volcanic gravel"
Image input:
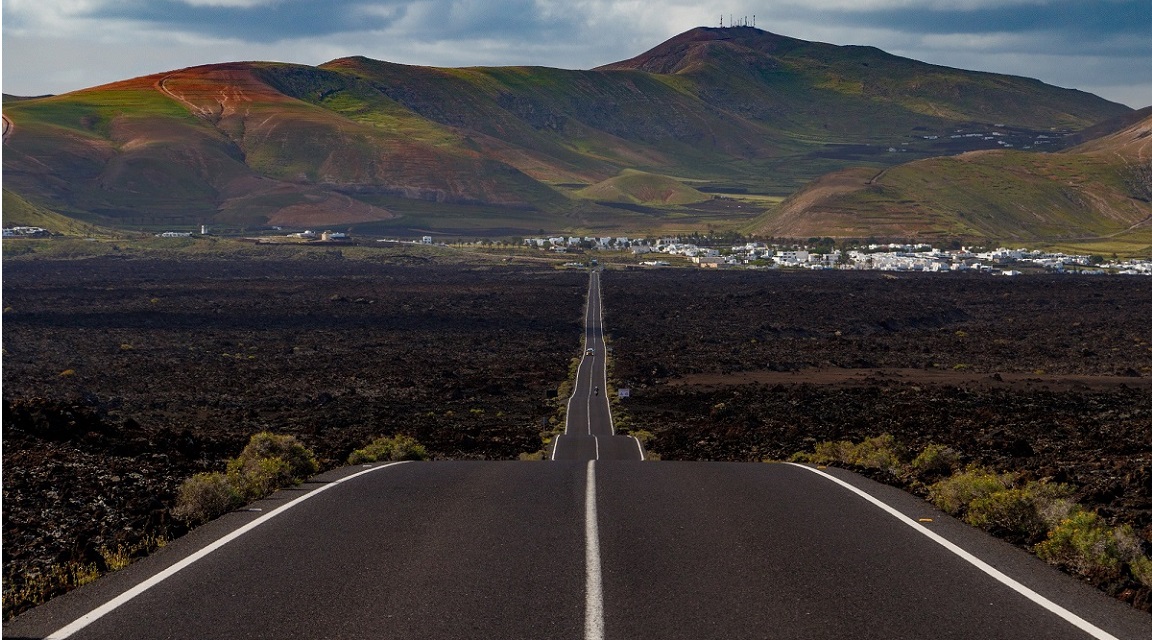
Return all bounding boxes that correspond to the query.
[2,253,585,617]
[601,267,1152,610]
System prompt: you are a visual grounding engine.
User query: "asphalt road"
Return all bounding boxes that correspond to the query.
[5,271,1150,640]
[6,461,1148,640]
[551,270,644,462]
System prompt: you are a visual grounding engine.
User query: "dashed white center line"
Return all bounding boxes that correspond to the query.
[585,459,605,640]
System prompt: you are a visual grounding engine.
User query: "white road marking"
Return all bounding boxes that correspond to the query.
[556,273,603,459]
[788,463,1121,640]
[44,462,412,640]
[585,460,605,640]
[586,389,593,436]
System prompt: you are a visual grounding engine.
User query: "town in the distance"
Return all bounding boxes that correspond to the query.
[520,235,1152,275]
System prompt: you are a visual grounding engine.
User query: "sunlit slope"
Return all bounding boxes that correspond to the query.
[574,170,710,205]
[752,111,1152,242]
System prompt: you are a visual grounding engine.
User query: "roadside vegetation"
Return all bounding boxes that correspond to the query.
[347,434,429,464]
[4,428,433,620]
[0,534,169,621]
[4,432,316,619]
[791,435,1152,600]
[172,432,319,524]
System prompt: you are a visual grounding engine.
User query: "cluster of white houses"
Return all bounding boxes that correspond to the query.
[2,226,51,238]
[524,236,1151,275]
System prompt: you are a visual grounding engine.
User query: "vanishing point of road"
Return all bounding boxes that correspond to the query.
[4,271,1148,640]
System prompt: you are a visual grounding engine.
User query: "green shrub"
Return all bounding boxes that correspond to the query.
[98,544,133,572]
[172,472,243,524]
[1028,481,1078,528]
[174,432,318,524]
[234,431,318,481]
[1036,513,1152,585]
[227,456,294,501]
[348,434,429,464]
[791,434,902,472]
[966,488,1047,542]
[910,444,959,478]
[1035,511,1123,579]
[1130,555,1152,588]
[964,481,1076,543]
[849,435,902,470]
[628,429,655,445]
[928,466,1013,515]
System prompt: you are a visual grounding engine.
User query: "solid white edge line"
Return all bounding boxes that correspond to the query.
[585,460,605,640]
[786,463,1121,640]
[45,461,412,640]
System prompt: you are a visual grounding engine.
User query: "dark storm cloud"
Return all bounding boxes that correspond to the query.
[84,0,572,44]
[772,0,1152,55]
[88,0,401,41]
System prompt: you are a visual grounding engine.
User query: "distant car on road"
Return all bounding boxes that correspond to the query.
[585,348,595,356]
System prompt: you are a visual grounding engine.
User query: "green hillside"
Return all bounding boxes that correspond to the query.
[1,26,1132,237]
[1,189,115,236]
[574,170,709,205]
[751,111,1152,250]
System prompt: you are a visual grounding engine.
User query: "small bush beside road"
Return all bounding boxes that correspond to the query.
[347,434,429,464]
[174,432,318,525]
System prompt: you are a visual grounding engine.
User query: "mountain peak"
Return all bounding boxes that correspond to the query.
[595,26,803,74]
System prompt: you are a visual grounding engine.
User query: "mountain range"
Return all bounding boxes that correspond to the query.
[2,26,1145,243]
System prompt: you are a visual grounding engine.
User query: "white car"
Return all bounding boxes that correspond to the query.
[585,348,595,356]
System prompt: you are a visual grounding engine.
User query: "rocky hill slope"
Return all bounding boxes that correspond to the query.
[1,27,1131,236]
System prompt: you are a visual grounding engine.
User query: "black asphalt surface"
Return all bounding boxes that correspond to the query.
[6,271,1150,640]
[552,270,644,462]
[6,462,1148,639]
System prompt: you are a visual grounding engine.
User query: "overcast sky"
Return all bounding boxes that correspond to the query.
[4,0,1151,108]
